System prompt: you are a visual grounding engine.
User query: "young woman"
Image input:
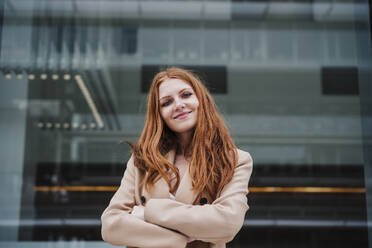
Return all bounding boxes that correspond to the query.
[101,67,253,248]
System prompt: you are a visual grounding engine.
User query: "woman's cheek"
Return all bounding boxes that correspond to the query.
[162,108,171,121]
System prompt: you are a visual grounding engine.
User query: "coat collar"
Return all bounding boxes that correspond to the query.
[143,148,198,204]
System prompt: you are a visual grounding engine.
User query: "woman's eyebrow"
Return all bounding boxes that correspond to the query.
[159,87,192,100]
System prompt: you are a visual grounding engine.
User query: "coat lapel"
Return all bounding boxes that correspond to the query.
[142,148,198,204]
[167,148,198,204]
[174,167,198,204]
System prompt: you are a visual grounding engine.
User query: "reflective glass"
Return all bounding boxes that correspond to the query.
[0,0,371,247]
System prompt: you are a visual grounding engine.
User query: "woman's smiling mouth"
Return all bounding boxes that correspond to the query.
[174,111,192,119]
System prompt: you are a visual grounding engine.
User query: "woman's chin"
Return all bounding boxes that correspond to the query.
[171,125,195,134]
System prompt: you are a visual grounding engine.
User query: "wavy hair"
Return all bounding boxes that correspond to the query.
[130,67,238,201]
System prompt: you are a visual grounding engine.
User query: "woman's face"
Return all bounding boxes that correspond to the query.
[158,78,199,135]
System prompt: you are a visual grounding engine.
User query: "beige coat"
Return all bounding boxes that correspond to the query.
[101,148,253,248]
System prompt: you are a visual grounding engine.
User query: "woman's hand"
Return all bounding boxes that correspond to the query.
[131,205,145,220]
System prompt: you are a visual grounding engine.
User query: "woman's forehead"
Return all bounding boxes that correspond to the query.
[158,78,193,99]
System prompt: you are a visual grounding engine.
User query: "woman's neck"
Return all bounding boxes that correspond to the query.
[176,131,193,155]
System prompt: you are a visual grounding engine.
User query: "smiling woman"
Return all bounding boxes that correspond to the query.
[158,78,199,137]
[101,67,253,248]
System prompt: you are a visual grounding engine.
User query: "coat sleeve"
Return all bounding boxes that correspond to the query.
[143,151,253,244]
[101,155,189,248]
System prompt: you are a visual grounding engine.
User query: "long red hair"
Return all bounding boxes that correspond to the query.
[130,67,238,201]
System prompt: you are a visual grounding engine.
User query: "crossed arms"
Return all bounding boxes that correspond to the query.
[101,151,253,248]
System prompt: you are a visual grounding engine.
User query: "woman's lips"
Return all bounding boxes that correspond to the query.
[174,111,192,119]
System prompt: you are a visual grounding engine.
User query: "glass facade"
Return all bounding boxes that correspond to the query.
[0,0,371,247]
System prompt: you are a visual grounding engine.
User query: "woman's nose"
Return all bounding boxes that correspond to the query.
[175,98,185,109]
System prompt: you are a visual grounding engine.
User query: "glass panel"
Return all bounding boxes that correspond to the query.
[0,0,371,248]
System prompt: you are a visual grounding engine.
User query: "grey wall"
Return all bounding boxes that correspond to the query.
[0,75,28,240]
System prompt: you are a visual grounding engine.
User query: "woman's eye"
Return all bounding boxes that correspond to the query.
[161,100,171,107]
[182,92,192,98]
